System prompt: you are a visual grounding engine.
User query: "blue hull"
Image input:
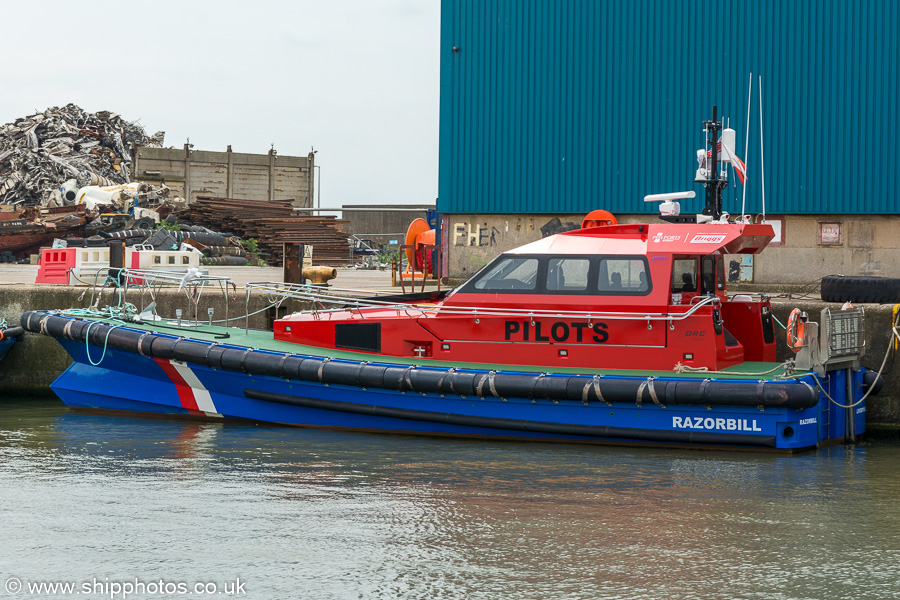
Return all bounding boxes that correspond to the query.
[0,337,18,362]
[50,337,865,451]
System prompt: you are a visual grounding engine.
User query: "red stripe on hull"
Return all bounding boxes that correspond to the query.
[153,357,200,411]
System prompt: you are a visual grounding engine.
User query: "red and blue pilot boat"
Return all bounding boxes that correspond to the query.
[22,109,878,450]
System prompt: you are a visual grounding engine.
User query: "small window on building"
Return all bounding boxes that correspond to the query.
[153,256,161,264]
[471,257,539,291]
[597,258,650,294]
[672,258,697,292]
[546,258,590,292]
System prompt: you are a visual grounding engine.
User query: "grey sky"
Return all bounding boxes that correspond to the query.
[1,0,440,208]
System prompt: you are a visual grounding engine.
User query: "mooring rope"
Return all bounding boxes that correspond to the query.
[83,321,120,366]
[673,360,795,377]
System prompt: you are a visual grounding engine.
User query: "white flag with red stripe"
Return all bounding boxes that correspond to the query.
[721,143,747,185]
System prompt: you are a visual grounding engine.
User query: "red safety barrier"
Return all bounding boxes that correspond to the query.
[35,248,76,284]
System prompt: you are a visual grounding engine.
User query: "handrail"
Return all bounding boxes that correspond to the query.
[244,281,719,324]
[75,267,238,326]
[64,273,724,332]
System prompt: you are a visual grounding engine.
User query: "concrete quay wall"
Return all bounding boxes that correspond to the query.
[0,286,309,391]
[1,285,898,426]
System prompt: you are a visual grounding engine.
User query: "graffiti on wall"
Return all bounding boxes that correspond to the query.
[539,217,579,238]
[453,217,581,247]
[454,222,500,246]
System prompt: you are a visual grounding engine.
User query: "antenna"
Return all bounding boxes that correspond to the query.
[644,191,695,217]
[741,73,752,222]
[758,76,766,220]
[644,191,697,202]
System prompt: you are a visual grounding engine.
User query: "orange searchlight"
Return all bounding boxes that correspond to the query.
[581,210,618,229]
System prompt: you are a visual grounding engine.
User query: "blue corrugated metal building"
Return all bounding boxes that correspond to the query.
[438,0,900,216]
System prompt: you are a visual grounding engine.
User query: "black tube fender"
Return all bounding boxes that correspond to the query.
[20,311,820,409]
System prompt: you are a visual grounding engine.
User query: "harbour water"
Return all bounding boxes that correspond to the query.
[2,397,900,600]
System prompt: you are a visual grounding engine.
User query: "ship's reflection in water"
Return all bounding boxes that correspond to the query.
[2,398,899,600]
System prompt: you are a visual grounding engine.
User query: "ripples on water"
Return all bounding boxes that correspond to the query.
[1,397,900,600]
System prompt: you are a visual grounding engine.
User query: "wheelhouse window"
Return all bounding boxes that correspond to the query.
[672,258,698,292]
[471,256,539,291]
[597,258,650,294]
[546,258,590,292]
[462,254,650,295]
[717,256,726,291]
[701,256,716,294]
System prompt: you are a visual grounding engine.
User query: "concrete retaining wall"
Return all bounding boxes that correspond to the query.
[133,145,315,207]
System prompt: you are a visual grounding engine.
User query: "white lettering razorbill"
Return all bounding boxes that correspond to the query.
[672,416,762,432]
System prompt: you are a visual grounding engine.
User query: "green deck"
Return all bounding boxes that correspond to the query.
[78,315,799,381]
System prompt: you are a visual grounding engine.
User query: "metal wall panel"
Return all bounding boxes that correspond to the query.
[438,0,900,215]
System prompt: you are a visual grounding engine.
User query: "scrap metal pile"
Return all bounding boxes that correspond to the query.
[178,197,350,266]
[0,104,165,206]
[0,105,346,267]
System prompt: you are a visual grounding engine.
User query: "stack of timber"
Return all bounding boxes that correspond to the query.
[179,197,349,267]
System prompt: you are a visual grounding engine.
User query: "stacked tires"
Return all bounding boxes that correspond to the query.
[820,275,900,303]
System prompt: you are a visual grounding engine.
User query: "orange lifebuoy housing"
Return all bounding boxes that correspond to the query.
[581,210,618,229]
[404,218,431,266]
[403,218,436,275]
[786,308,806,352]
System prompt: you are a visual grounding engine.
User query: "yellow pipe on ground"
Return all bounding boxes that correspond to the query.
[302,266,337,284]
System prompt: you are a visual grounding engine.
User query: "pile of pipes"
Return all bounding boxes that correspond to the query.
[0,104,165,207]
[65,220,250,266]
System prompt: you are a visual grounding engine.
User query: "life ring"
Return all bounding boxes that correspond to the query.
[786,308,805,352]
[0,330,4,342]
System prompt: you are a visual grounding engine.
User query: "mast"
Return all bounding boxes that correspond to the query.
[698,105,728,220]
[654,105,733,224]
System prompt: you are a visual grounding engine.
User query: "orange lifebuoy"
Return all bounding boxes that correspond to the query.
[581,210,618,229]
[786,308,805,352]
[0,330,4,342]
